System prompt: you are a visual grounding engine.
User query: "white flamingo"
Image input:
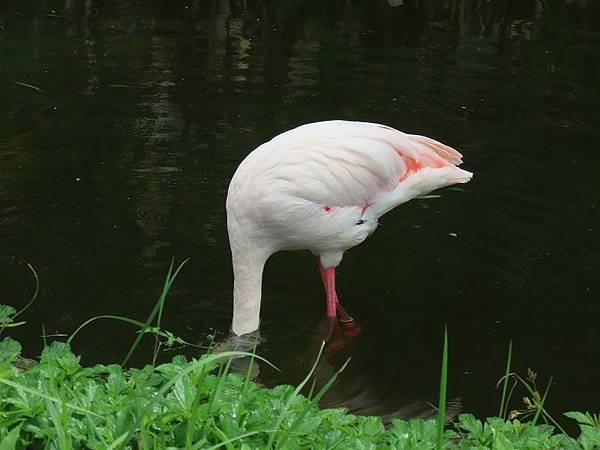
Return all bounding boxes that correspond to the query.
[226,120,472,337]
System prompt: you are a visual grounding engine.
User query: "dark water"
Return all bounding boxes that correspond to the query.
[1,0,599,422]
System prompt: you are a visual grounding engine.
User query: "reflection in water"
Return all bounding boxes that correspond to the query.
[1,0,599,423]
[221,321,462,421]
[285,39,320,99]
[131,23,185,264]
[229,17,251,83]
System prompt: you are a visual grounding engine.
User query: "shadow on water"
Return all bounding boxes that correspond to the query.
[1,0,599,424]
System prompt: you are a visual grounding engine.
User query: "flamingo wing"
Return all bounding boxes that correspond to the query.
[242,120,470,212]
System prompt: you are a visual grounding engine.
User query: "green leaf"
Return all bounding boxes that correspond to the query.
[491,432,515,450]
[0,423,22,450]
[292,412,321,434]
[40,342,80,375]
[0,338,22,362]
[170,374,196,414]
[0,305,17,325]
[358,416,385,436]
[578,426,600,449]
[565,411,596,427]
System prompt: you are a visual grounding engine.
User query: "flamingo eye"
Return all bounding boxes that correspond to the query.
[355,219,365,225]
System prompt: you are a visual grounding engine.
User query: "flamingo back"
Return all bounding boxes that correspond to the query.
[227,120,472,254]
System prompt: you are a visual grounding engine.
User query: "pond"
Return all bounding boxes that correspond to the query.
[1,0,599,422]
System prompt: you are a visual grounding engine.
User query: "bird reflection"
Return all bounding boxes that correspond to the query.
[214,320,461,424]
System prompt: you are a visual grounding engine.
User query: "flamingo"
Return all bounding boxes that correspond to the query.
[226,120,472,337]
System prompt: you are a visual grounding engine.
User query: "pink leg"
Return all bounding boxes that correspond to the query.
[317,257,354,323]
[324,266,337,319]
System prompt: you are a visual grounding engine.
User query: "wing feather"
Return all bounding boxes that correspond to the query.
[232,120,468,211]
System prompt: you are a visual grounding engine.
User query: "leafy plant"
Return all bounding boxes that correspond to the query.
[565,412,600,450]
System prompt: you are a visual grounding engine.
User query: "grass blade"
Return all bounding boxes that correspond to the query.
[278,356,352,448]
[153,258,174,364]
[12,80,45,93]
[242,350,257,394]
[67,315,150,345]
[105,433,129,450]
[310,357,350,404]
[284,357,351,441]
[207,355,234,416]
[0,263,39,337]
[436,326,448,450]
[12,264,39,321]
[532,375,553,426]
[67,314,206,350]
[499,340,513,419]
[271,342,327,449]
[513,373,567,434]
[0,423,22,449]
[122,259,174,366]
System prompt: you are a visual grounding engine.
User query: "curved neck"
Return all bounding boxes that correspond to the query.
[231,245,269,336]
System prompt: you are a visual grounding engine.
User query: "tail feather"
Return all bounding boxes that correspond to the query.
[407,134,464,165]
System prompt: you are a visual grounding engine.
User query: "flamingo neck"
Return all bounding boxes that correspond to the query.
[231,246,269,336]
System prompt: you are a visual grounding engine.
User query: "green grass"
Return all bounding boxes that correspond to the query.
[0,263,598,449]
[1,338,599,449]
[436,326,449,449]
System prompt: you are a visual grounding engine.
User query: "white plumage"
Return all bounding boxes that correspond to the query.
[226,120,472,336]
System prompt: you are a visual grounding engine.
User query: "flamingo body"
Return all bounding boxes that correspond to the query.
[226,120,472,336]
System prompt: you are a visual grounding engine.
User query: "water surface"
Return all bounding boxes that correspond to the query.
[1,0,599,421]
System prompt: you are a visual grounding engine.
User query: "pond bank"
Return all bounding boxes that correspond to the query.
[1,336,598,449]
